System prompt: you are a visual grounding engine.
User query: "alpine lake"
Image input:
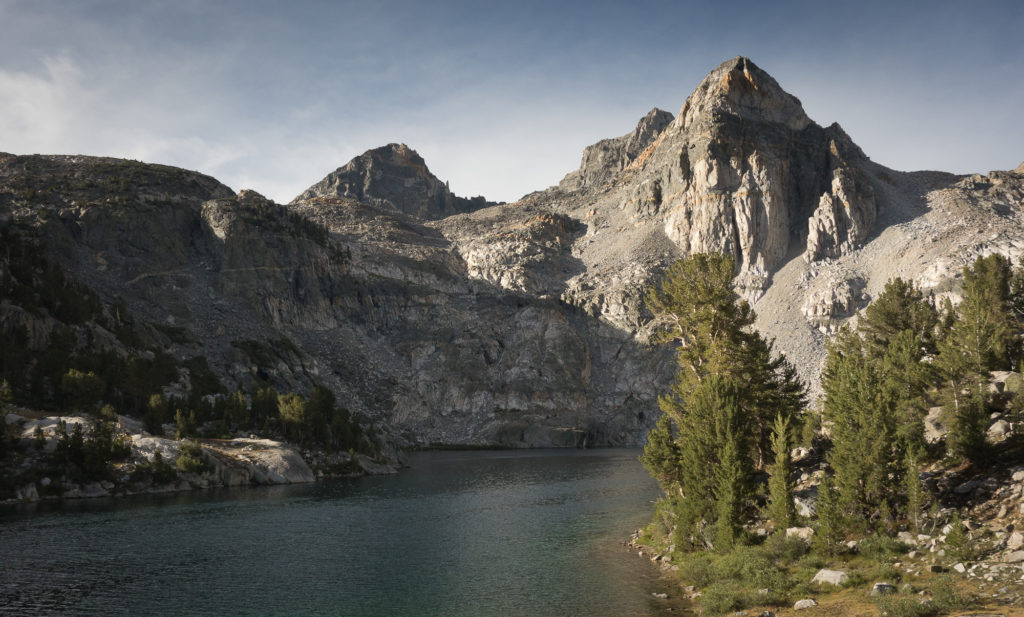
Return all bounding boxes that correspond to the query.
[0,448,692,616]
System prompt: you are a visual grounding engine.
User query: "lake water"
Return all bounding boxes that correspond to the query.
[0,449,690,616]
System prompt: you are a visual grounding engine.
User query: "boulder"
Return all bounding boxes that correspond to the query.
[954,479,981,495]
[14,483,39,502]
[924,407,947,444]
[870,582,897,596]
[18,415,91,452]
[794,599,818,610]
[987,420,1011,440]
[130,435,181,463]
[1007,532,1023,551]
[793,486,818,517]
[786,527,815,542]
[1003,550,1024,563]
[81,483,110,498]
[811,569,849,586]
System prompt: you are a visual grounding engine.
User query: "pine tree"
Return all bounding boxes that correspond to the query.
[936,254,1015,463]
[674,375,748,548]
[938,254,1014,373]
[713,416,746,551]
[639,414,681,491]
[813,474,843,556]
[946,386,989,464]
[880,330,933,452]
[858,277,938,355]
[822,327,902,525]
[766,414,795,531]
[903,450,924,534]
[644,253,804,470]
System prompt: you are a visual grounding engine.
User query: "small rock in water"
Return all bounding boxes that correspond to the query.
[651,592,669,599]
[794,599,818,610]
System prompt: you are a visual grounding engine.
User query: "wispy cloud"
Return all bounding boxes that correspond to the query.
[1,1,1022,203]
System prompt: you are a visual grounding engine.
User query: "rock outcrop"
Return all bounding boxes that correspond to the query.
[621,57,878,299]
[559,108,674,191]
[292,143,493,219]
[201,438,315,485]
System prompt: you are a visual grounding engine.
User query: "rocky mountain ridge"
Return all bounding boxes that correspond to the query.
[2,56,1023,446]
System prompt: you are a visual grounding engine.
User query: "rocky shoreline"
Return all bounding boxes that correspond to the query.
[2,410,402,505]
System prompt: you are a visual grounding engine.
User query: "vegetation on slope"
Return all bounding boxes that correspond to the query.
[0,224,380,498]
[639,252,1024,615]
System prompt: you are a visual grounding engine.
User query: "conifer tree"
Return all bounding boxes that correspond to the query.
[822,327,902,525]
[880,330,933,452]
[644,253,804,471]
[858,277,938,355]
[936,254,1015,463]
[813,474,843,556]
[903,449,924,533]
[639,414,681,491]
[939,254,1014,372]
[766,414,795,531]
[673,375,748,548]
[713,416,746,551]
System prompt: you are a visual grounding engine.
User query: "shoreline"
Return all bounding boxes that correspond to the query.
[2,410,403,506]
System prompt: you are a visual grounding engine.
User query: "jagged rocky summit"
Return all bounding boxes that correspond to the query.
[2,57,1023,448]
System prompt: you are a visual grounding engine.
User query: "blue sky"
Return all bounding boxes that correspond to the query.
[1,0,1022,203]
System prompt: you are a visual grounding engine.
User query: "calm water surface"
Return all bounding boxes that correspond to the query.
[0,449,688,616]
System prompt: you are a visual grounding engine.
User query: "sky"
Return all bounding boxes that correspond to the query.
[1,0,1022,204]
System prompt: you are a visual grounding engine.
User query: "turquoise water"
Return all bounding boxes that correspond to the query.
[0,449,687,616]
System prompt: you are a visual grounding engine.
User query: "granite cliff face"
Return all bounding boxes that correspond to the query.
[3,57,1023,445]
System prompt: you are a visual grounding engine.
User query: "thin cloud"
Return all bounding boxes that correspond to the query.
[1,1,1022,204]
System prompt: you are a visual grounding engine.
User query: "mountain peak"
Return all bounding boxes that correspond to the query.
[293,144,492,219]
[559,107,674,191]
[680,56,811,131]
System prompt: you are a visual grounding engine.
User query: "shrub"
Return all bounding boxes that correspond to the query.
[132,451,177,485]
[699,582,747,615]
[678,553,717,588]
[176,441,209,474]
[857,534,907,561]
